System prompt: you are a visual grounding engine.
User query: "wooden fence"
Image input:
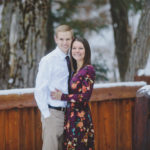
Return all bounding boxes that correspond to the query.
[0,82,147,150]
[133,85,150,150]
[135,75,150,84]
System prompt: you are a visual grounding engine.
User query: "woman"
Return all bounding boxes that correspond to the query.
[51,37,95,150]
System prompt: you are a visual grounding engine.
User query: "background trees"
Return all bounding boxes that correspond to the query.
[0,0,49,88]
[125,0,150,81]
[46,0,108,53]
[0,0,149,89]
[0,0,109,89]
[110,0,132,81]
[109,0,145,81]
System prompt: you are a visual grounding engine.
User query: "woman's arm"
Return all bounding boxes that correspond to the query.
[51,65,95,103]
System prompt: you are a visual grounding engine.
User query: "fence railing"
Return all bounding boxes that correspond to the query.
[0,81,147,150]
[135,75,150,84]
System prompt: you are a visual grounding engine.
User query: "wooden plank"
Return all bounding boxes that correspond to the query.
[91,86,142,102]
[34,108,42,150]
[98,101,116,150]
[134,75,150,84]
[19,109,24,149]
[116,99,134,150]
[20,108,35,150]
[0,86,142,110]
[133,95,150,150]
[0,94,36,110]
[5,109,20,150]
[0,110,5,150]
[90,102,99,150]
[90,99,134,150]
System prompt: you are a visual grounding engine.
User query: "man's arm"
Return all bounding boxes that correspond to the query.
[34,58,51,118]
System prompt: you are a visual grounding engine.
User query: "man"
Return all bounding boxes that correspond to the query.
[34,25,73,150]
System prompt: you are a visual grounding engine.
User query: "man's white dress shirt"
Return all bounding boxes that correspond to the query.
[34,47,68,118]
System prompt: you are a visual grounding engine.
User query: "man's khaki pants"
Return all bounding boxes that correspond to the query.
[41,108,65,150]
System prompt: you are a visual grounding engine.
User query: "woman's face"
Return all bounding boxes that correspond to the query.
[72,41,85,63]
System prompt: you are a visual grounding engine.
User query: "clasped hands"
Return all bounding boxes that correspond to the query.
[51,89,62,100]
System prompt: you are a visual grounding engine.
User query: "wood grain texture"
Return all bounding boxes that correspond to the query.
[34,108,42,150]
[91,86,141,101]
[0,94,36,110]
[0,85,142,110]
[90,102,99,150]
[116,99,134,150]
[5,109,20,150]
[0,85,146,150]
[133,93,150,150]
[0,111,5,150]
[0,108,42,150]
[134,75,150,84]
[90,99,134,150]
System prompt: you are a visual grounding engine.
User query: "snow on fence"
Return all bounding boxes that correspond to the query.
[0,81,149,150]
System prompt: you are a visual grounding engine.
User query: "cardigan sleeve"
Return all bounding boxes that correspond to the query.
[61,65,95,103]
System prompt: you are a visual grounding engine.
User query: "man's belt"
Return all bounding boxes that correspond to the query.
[48,105,66,111]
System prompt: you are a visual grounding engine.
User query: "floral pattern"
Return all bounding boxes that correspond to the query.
[61,65,95,150]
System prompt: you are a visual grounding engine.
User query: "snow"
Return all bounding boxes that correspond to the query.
[0,81,146,95]
[128,10,141,39]
[87,9,142,82]
[0,5,3,30]
[22,0,25,3]
[137,52,150,76]
[88,25,114,50]
[0,88,34,95]
[86,25,119,82]
[94,81,146,88]
[137,85,150,96]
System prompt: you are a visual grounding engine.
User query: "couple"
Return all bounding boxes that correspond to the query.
[34,24,95,150]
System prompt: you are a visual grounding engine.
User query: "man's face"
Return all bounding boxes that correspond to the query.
[55,31,73,54]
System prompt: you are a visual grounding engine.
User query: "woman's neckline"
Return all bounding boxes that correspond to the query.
[72,65,91,77]
[72,68,82,77]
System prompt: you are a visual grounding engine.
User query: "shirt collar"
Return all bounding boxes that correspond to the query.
[55,46,69,60]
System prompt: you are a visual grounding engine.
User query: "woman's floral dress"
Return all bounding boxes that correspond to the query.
[61,65,95,150]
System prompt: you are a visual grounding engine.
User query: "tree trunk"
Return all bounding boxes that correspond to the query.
[0,0,14,89]
[125,0,150,81]
[45,0,55,54]
[0,0,49,89]
[110,0,132,81]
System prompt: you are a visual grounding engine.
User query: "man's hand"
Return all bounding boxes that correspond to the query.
[51,89,62,100]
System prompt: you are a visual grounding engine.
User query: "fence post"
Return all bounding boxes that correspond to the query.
[133,85,150,150]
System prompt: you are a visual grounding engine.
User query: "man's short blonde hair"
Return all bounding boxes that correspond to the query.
[55,24,74,37]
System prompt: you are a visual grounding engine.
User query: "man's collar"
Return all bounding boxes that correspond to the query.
[56,46,69,59]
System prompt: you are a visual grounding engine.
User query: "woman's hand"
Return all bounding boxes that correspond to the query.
[51,89,62,100]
